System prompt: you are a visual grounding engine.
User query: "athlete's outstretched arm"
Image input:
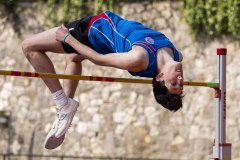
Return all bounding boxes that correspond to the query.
[56,25,149,73]
[68,37,148,72]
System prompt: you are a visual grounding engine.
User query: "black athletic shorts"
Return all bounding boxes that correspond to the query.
[62,16,93,53]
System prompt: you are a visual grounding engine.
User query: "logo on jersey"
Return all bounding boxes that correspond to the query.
[145,37,154,44]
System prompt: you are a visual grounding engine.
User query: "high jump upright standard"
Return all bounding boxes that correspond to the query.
[211,48,231,160]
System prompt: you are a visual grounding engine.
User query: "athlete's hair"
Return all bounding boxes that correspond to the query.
[152,76,183,112]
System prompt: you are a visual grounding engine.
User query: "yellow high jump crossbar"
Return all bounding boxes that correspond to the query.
[0,70,218,88]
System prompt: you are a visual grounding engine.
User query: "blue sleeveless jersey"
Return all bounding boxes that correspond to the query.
[88,11,180,78]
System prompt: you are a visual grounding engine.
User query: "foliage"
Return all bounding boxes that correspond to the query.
[181,0,240,40]
[39,0,119,27]
[0,0,15,6]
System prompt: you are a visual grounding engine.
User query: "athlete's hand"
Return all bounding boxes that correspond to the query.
[56,25,70,43]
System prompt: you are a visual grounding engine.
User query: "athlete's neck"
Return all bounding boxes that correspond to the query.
[156,47,174,73]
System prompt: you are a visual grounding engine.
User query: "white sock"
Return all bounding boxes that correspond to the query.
[52,89,68,109]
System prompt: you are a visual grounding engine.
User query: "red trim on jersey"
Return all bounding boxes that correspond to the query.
[88,12,116,32]
[134,42,156,55]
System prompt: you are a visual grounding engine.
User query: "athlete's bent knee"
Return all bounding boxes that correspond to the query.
[21,39,33,55]
[21,38,40,60]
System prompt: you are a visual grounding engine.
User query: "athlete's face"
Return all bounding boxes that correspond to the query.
[156,61,184,95]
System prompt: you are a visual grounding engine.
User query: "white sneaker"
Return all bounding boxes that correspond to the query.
[44,119,65,150]
[55,98,79,138]
[44,98,79,149]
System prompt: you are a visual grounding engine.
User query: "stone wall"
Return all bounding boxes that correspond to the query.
[0,1,240,160]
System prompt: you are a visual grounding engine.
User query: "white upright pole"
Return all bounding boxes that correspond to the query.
[212,48,231,160]
[219,48,226,145]
[213,50,221,158]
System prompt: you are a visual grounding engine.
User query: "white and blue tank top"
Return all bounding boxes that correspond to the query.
[87,11,180,78]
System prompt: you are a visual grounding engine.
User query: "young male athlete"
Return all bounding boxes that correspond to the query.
[21,11,184,149]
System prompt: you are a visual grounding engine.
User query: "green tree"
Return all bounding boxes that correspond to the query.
[181,0,240,40]
[39,0,118,27]
[0,0,15,6]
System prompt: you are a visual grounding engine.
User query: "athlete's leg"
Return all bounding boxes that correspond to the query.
[21,27,66,93]
[63,54,85,98]
[22,27,80,149]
